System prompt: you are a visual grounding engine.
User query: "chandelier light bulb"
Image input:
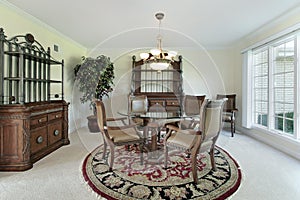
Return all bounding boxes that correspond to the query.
[150,48,161,56]
[140,53,149,60]
[150,62,169,71]
[168,51,177,58]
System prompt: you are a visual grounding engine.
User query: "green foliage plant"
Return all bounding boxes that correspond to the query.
[74,55,114,110]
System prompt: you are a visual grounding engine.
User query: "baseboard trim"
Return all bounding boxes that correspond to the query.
[236,126,300,161]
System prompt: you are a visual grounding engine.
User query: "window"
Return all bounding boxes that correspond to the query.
[244,31,299,141]
[272,40,295,135]
[253,49,269,127]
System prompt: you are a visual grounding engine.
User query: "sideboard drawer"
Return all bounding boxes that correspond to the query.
[149,100,164,107]
[30,127,48,154]
[48,111,62,121]
[166,100,179,106]
[31,115,47,127]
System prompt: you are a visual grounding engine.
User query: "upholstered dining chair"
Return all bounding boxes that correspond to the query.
[163,98,227,183]
[128,94,148,126]
[180,95,206,129]
[216,94,238,137]
[95,100,145,171]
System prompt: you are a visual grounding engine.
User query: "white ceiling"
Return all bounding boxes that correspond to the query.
[4,0,300,49]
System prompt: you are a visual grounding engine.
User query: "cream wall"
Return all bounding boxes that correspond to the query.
[70,47,236,126]
[0,3,238,132]
[0,3,87,133]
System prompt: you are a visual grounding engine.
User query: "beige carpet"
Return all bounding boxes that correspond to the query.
[1,127,300,200]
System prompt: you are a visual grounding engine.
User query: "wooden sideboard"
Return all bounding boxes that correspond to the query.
[0,101,69,171]
[0,28,69,171]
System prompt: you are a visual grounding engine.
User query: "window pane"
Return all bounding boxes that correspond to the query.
[274,102,284,115]
[253,49,269,127]
[255,113,268,126]
[284,119,294,134]
[273,39,295,135]
[275,116,284,131]
[284,72,294,87]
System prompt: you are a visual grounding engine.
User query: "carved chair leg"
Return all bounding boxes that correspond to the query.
[139,143,144,165]
[164,145,168,169]
[210,148,216,171]
[102,141,107,159]
[191,151,198,184]
[109,146,115,171]
[157,127,161,143]
[231,121,235,137]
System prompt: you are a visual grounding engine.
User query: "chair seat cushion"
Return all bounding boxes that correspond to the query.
[109,128,141,143]
[166,131,197,150]
[222,112,232,121]
[199,140,213,153]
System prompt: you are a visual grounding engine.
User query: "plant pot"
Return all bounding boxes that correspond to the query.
[87,115,100,133]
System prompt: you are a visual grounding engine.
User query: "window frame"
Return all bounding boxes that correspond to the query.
[245,31,300,141]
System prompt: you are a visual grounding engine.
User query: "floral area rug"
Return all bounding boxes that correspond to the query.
[82,145,242,200]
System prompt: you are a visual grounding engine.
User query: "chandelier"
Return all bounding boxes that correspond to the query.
[140,12,177,71]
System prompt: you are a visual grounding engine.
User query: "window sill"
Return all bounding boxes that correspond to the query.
[252,125,300,144]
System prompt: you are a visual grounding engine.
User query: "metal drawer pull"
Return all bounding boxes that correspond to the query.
[54,129,59,136]
[38,119,43,122]
[55,115,59,118]
[36,136,43,144]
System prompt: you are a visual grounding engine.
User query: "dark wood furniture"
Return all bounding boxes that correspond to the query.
[216,94,238,137]
[131,55,184,115]
[0,28,69,171]
[183,95,206,116]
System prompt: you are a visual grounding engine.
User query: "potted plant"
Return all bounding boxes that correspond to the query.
[74,55,114,132]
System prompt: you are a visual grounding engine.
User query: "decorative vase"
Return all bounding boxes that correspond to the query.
[87,115,100,133]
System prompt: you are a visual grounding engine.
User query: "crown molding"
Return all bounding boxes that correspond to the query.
[1,0,87,51]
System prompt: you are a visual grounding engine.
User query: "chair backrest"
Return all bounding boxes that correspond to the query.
[128,95,148,114]
[202,99,227,143]
[95,100,107,133]
[184,95,206,116]
[216,94,236,112]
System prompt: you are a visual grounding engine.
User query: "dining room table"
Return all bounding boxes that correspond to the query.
[118,111,183,151]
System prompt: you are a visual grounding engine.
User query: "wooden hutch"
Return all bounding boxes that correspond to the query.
[131,55,184,114]
[0,28,69,171]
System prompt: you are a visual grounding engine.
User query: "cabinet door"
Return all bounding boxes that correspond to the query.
[48,121,62,145]
[0,121,23,161]
[31,127,48,154]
